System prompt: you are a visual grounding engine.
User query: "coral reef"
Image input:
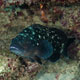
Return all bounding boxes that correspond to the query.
[0,0,80,80]
[0,0,80,7]
[0,55,19,80]
[35,59,80,80]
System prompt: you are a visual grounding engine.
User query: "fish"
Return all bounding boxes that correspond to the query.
[10,24,75,64]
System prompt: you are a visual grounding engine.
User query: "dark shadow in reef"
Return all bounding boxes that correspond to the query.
[19,57,28,67]
[65,29,80,61]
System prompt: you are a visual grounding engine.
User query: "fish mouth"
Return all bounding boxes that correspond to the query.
[10,46,19,50]
[10,46,22,55]
[10,46,19,51]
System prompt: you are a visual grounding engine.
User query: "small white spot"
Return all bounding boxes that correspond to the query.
[52,31,55,33]
[56,41,59,44]
[25,34,28,36]
[32,32,35,35]
[37,43,39,46]
[43,36,45,39]
[60,49,63,53]
[57,37,60,39]
[38,35,41,38]
[30,37,33,40]
[29,27,32,29]
[55,34,57,37]
[24,35,26,37]
[60,43,64,53]
[62,43,64,47]
[52,36,54,39]
[20,34,24,36]
[24,30,27,32]
[43,29,45,31]
[47,33,49,36]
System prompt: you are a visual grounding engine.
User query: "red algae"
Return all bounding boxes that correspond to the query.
[0,0,3,6]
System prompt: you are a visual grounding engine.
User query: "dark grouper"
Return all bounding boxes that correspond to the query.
[10,24,75,64]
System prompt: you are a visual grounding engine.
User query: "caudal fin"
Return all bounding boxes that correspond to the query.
[63,37,75,57]
[66,37,75,47]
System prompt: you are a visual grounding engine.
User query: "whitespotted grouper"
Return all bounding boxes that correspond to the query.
[10,24,75,64]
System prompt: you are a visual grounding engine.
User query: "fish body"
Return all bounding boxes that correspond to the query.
[10,24,75,64]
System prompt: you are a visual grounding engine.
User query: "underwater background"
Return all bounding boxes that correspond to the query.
[0,0,80,80]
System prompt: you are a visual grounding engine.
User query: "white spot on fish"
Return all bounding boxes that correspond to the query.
[37,43,39,46]
[57,37,60,39]
[38,35,41,38]
[32,32,35,35]
[24,35,27,37]
[55,34,57,37]
[24,30,27,32]
[60,43,64,53]
[29,27,33,30]
[52,36,54,39]
[30,37,33,40]
[20,33,24,36]
[52,31,55,33]
[43,36,45,39]
[47,33,49,36]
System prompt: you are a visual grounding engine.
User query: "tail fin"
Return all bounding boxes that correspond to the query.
[66,37,75,47]
[63,37,75,57]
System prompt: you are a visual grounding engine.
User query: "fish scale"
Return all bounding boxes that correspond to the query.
[10,24,75,64]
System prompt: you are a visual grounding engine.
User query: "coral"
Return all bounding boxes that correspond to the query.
[60,6,80,28]
[0,55,19,80]
[19,58,42,78]
[35,59,80,80]
[35,72,75,80]
[51,7,63,23]
[36,73,56,80]
[0,0,80,80]
[67,42,80,61]
[0,0,79,9]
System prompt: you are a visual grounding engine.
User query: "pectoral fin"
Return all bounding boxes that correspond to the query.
[34,56,42,64]
[36,40,53,59]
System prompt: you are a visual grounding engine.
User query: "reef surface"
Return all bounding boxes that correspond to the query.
[0,1,80,80]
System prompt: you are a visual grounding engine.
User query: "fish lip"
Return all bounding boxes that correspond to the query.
[10,45,25,57]
[10,46,19,51]
[10,46,21,54]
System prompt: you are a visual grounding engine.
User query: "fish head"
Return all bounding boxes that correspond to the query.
[10,36,36,58]
[10,38,26,57]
